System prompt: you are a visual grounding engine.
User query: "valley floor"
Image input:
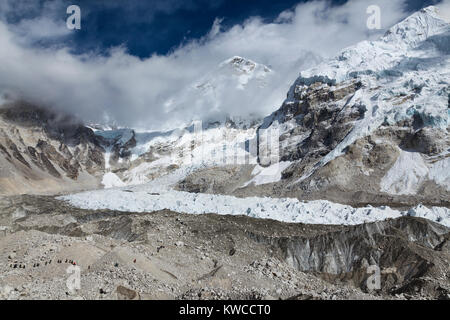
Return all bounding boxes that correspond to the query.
[0,195,449,300]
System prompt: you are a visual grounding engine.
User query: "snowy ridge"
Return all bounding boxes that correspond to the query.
[297,6,450,84]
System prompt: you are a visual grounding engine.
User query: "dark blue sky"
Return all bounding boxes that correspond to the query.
[7,0,439,58]
[68,0,346,57]
[0,0,445,128]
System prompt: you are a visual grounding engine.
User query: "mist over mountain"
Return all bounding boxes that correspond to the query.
[0,0,416,130]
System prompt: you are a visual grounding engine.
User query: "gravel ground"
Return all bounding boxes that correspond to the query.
[0,195,448,300]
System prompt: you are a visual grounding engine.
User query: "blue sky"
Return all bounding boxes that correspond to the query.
[0,0,446,129]
[75,0,438,57]
[1,0,441,57]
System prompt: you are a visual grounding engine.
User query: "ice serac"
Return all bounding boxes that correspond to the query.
[250,6,449,206]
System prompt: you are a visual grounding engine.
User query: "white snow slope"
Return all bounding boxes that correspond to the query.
[380,149,450,195]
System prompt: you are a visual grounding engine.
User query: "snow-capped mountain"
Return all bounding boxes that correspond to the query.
[207,56,272,90]
[87,56,271,187]
[2,5,450,303]
[242,6,449,206]
[164,56,275,124]
[0,7,449,209]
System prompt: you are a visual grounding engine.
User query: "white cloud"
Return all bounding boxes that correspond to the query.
[0,0,70,44]
[436,0,450,20]
[0,0,412,130]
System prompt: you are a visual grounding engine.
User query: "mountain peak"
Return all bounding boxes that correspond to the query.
[296,6,450,84]
[193,56,272,92]
[382,5,450,47]
[219,56,271,74]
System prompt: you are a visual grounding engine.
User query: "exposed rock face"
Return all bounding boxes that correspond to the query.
[176,165,254,194]
[257,79,365,171]
[401,127,448,155]
[270,217,449,293]
[259,80,364,163]
[0,102,104,195]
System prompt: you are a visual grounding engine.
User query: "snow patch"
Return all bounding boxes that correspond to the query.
[380,150,429,195]
[101,172,126,189]
[244,161,292,186]
[429,157,450,190]
[381,150,450,195]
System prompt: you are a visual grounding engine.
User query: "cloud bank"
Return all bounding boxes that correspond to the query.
[437,0,450,19]
[0,0,416,130]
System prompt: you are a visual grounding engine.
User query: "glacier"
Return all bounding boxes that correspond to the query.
[58,187,450,227]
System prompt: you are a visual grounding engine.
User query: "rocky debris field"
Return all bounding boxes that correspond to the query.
[0,195,448,300]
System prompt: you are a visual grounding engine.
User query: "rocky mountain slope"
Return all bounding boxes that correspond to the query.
[0,57,267,194]
[0,102,104,195]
